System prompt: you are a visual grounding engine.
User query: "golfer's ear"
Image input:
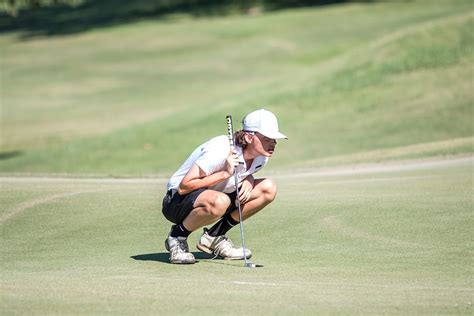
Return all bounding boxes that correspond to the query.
[244,133,254,143]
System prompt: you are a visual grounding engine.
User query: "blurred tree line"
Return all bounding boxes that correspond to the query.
[0,0,382,36]
[1,0,377,16]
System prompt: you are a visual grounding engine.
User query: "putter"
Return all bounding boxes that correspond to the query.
[226,115,263,268]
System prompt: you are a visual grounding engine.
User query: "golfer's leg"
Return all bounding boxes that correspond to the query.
[182,190,231,231]
[229,178,277,222]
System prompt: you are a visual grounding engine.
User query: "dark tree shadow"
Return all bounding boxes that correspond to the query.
[0,0,350,39]
[0,150,23,160]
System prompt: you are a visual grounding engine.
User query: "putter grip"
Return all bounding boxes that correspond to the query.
[226,115,234,147]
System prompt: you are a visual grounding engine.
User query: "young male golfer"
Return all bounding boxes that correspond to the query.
[161,109,287,264]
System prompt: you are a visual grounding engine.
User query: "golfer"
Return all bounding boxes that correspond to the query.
[161,109,287,264]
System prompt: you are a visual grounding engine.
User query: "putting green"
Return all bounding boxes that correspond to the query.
[1,157,472,314]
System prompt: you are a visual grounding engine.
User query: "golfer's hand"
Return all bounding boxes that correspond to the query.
[239,177,254,204]
[224,148,239,177]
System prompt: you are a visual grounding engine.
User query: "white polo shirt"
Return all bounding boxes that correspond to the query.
[167,135,268,193]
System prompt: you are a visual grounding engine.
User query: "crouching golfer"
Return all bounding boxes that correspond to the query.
[161,109,287,264]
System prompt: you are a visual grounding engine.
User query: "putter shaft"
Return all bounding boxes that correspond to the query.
[233,171,249,265]
[226,114,262,268]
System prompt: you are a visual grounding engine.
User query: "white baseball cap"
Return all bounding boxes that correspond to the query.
[242,109,288,140]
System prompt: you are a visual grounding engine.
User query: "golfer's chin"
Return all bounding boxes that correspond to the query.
[264,150,274,157]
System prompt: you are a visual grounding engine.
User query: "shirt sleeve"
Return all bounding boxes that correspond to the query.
[195,137,229,176]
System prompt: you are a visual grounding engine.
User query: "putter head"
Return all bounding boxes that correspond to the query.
[244,262,264,268]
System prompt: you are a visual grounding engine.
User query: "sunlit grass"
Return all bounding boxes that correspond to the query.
[0,1,472,175]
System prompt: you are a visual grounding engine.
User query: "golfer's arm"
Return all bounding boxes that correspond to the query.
[243,174,254,186]
[178,164,231,195]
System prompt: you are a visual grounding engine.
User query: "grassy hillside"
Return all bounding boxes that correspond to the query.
[0,0,472,176]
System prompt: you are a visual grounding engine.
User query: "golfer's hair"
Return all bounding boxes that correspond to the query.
[234,130,250,149]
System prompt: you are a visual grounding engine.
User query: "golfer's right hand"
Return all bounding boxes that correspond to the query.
[224,148,239,177]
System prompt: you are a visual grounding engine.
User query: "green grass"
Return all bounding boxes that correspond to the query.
[1,158,472,314]
[1,2,472,313]
[1,0,473,176]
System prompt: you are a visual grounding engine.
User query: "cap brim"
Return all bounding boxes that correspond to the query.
[260,131,288,140]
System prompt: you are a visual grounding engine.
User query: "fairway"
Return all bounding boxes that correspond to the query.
[1,157,472,314]
[1,0,473,175]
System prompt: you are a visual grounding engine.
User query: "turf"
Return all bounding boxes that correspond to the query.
[1,158,472,314]
[1,1,473,313]
[1,0,473,175]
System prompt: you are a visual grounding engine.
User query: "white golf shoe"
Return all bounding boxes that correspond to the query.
[196,228,252,260]
[165,235,195,264]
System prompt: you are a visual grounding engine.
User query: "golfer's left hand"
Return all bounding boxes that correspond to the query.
[239,178,253,204]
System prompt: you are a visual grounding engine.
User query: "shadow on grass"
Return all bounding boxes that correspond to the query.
[131,251,214,264]
[0,0,348,39]
[0,150,23,160]
[131,252,243,267]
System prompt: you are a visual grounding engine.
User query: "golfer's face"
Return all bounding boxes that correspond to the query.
[255,133,277,156]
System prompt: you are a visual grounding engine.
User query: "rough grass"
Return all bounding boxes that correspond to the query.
[1,158,472,314]
[0,0,473,176]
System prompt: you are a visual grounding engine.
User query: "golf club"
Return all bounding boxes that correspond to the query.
[226,115,263,268]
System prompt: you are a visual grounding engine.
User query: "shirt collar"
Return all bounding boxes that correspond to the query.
[235,146,246,165]
[236,146,267,174]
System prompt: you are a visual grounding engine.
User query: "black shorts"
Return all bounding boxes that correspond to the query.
[162,189,238,224]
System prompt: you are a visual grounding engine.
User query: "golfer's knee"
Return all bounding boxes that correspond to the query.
[205,193,230,217]
[260,178,277,203]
